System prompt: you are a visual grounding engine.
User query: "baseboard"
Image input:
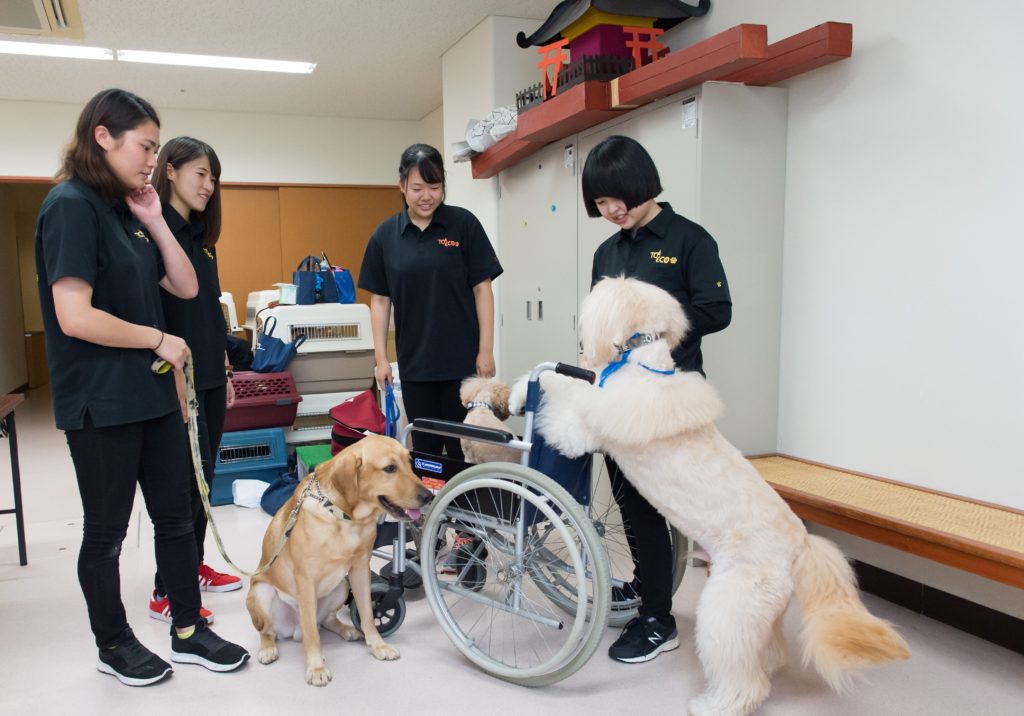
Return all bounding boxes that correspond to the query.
[853,560,1024,656]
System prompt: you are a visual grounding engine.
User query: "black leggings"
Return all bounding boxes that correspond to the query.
[154,384,226,595]
[66,411,201,646]
[401,379,467,459]
[606,456,674,620]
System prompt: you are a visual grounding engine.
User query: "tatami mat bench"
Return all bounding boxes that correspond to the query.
[751,456,1024,589]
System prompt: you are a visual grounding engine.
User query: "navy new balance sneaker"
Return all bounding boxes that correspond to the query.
[608,615,680,663]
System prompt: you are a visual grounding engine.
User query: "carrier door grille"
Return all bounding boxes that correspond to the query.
[219,443,272,463]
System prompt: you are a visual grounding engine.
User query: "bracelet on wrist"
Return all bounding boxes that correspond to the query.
[225,370,234,379]
[154,330,165,351]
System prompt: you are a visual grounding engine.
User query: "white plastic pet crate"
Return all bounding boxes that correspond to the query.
[284,390,361,444]
[257,304,375,394]
[219,292,241,332]
[245,289,279,329]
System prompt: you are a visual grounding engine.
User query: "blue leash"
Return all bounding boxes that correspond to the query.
[385,383,401,437]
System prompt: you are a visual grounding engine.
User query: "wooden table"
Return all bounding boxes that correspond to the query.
[1,394,27,565]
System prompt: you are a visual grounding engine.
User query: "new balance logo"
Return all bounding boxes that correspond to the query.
[648,631,662,645]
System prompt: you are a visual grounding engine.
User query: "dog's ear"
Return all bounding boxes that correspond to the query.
[330,444,362,507]
[490,381,511,420]
[460,376,481,406]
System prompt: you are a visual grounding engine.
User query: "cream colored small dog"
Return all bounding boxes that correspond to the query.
[246,435,432,686]
[511,277,910,716]
[459,376,520,463]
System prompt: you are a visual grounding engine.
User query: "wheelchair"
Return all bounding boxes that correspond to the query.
[353,361,687,686]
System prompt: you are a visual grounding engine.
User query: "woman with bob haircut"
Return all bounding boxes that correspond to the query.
[148,136,243,625]
[36,89,248,687]
[359,143,503,459]
[582,134,732,664]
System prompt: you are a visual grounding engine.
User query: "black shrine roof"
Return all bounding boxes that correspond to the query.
[516,0,710,48]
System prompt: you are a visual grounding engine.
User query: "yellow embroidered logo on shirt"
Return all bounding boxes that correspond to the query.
[438,238,460,248]
[716,281,723,288]
[134,230,150,242]
[649,250,677,265]
[203,248,215,260]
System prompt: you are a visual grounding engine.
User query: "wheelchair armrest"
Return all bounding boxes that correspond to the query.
[411,418,515,444]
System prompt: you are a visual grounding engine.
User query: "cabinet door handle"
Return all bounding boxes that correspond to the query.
[526,301,531,320]
[538,300,543,321]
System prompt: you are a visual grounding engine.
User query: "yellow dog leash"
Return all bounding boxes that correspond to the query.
[153,353,343,577]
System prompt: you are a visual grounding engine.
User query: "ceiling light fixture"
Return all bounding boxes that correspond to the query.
[0,40,112,60]
[115,49,316,74]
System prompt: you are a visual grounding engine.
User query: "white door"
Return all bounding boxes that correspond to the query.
[498,140,581,381]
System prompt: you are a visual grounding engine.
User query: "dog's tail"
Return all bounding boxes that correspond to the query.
[793,534,911,692]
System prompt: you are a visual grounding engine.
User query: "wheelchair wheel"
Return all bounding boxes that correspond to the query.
[533,462,689,627]
[350,580,406,637]
[421,463,610,687]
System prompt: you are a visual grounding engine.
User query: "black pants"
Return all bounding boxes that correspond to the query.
[606,455,674,620]
[66,411,201,646]
[401,379,466,459]
[154,384,226,595]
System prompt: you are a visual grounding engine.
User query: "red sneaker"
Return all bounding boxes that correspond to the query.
[198,562,242,593]
[149,591,214,624]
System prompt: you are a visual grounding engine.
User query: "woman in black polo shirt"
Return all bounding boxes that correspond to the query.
[36,89,248,687]
[148,136,242,622]
[582,136,731,664]
[359,144,503,459]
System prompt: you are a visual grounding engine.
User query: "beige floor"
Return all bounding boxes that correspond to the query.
[1,387,1023,716]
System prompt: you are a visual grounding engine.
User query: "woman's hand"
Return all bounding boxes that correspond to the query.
[125,184,163,226]
[375,358,393,389]
[155,332,189,371]
[225,376,236,409]
[476,351,496,378]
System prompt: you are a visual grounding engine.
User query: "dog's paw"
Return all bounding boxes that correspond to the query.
[369,642,400,661]
[305,664,332,687]
[257,645,279,664]
[338,624,364,642]
[508,375,529,415]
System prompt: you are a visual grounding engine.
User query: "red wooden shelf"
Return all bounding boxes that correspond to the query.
[612,24,767,108]
[470,21,853,180]
[723,22,852,86]
[517,81,619,142]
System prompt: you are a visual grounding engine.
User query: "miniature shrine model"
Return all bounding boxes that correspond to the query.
[472,0,852,179]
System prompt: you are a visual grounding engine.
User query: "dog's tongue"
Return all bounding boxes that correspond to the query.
[406,508,421,520]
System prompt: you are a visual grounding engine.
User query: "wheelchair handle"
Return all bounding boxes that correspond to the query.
[555,363,595,384]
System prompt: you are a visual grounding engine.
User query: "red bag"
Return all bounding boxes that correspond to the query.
[329,390,386,455]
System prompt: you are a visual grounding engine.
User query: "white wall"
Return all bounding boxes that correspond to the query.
[0,99,424,185]
[667,1,1024,512]
[442,15,546,376]
[417,105,444,152]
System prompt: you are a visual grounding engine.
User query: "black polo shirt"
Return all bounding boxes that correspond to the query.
[160,205,227,391]
[358,203,503,381]
[591,202,731,374]
[35,178,178,430]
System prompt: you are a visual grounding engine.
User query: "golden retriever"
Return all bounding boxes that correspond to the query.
[459,375,521,463]
[511,277,910,715]
[246,435,432,686]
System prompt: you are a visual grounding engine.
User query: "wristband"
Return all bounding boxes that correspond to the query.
[225,370,234,379]
[154,330,164,351]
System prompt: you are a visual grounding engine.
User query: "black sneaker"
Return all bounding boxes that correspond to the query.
[96,628,173,686]
[169,619,250,672]
[608,615,680,663]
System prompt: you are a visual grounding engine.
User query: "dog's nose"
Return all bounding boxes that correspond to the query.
[416,488,434,506]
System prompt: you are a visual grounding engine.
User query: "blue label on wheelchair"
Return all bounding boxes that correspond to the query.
[414,458,443,474]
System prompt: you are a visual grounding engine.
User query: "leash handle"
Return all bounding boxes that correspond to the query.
[385,383,400,438]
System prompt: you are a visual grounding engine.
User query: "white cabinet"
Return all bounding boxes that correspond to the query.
[499,81,787,454]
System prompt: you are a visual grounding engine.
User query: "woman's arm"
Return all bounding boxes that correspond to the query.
[126,185,197,299]
[52,276,190,369]
[368,292,394,388]
[472,279,496,377]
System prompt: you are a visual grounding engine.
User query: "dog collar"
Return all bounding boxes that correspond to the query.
[301,471,352,522]
[599,332,675,388]
[466,401,494,411]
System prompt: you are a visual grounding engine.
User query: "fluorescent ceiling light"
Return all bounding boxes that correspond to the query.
[0,40,112,60]
[116,49,316,74]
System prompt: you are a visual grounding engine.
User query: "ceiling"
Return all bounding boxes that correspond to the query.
[0,0,556,121]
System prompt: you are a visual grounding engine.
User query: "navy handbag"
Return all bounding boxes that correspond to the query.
[251,316,306,373]
[321,253,356,304]
[293,255,340,305]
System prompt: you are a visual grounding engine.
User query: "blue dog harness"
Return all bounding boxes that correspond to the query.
[598,332,675,387]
